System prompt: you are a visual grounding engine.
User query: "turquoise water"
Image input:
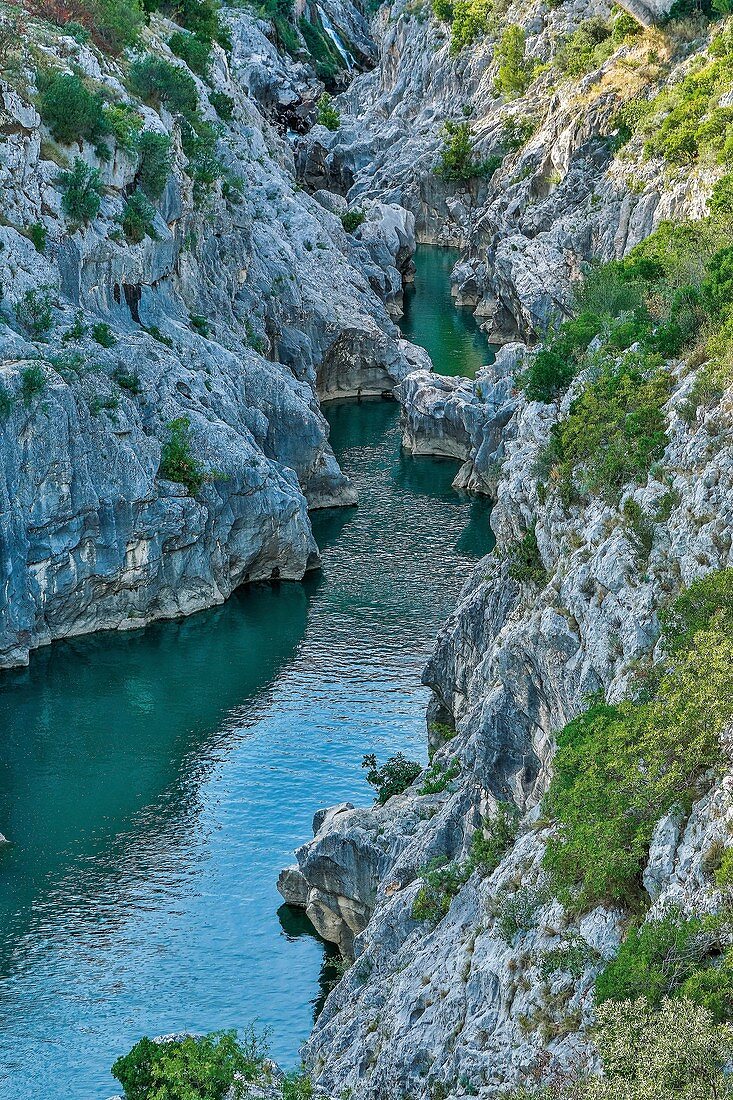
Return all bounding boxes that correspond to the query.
[0,397,494,1099]
[400,245,495,378]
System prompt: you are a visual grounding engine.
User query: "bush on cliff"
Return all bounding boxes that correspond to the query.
[493,26,534,98]
[38,71,109,148]
[543,570,733,910]
[58,159,105,226]
[29,0,144,54]
[362,753,421,803]
[159,416,212,495]
[112,1029,268,1100]
[595,907,733,1021]
[435,121,499,181]
[505,997,733,1100]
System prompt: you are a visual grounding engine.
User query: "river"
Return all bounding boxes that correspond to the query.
[0,247,494,1099]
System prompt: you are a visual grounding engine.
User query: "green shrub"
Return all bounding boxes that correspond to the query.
[189,314,211,336]
[341,210,366,232]
[362,753,422,803]
[543,576,733,909]
[209,91,234,120]
[544,352,670,503]
[538,934,599,979]
[58,159,105,226]
[709,174,733,215]
[450,0,492,54]
[111,1029,268,1100]
[435,121,496,181]
[169,30,212,76]
[470,801,519,874]
[596,908,733,1022]
[431,0,455,19]
[316,93,340,131]
[15,289,54,339]
[505,523,547,586]
[159,416,209,495]
[622,498,654,563]
[419,757,460,795]
[136,131,173,200]
[20,364,47,404]
[119,190,158,244]
[104,103,143,152]
[92,321,116,347]
[412,859,470,923]
[554,16,615,76]
[299,15,344,85]
[282,1070,313,1100]
[26,223,47,254]
[0,385,13,418]
[129,55,199,117]
[113,367,143,394]
[493,26,533,98]
[38,72,108,148]
[714,846,733,888]
[181,119,223,200]
[658,567,733,655]
[491,882,549,942]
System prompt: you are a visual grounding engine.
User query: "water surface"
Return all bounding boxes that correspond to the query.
[0,398,493,1099]
[400,245,494,378]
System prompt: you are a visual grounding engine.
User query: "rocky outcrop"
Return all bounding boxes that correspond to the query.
[396,343,522,493]
[281,340,733,1096]
[0,6,425,667]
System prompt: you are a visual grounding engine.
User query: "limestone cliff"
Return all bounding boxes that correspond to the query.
[0,2,422,667]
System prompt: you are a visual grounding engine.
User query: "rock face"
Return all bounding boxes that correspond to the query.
[0,8,424,667]
[396,344,522,493]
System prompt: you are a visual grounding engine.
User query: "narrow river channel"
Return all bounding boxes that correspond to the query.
[0,248,494,1099]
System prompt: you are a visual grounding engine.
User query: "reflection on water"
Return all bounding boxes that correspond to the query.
[400,245,495,379]
[0,397,493,1100]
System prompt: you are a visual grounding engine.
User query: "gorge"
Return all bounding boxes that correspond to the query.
[2,0,733,1097]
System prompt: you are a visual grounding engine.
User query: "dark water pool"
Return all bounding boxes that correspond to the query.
[400,245,494,378]
[0,395,494,1099]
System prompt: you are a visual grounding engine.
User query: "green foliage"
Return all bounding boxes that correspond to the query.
[14,289,53,339]
[544,352,670,503]
[709,174,733,215]
[341,210,366,232]
[501,114,537,152]
[38,72,108,147]
[159,416,210,495]
[299,14,344,85]
[112,1029,268,1100]
[58,159,105,226]
[20,364,47,405]
[412,859,471,923]
[435,121,495,181]
[622,498,654,563]
[639,27,733,166]
[169,30,212,77]
[189,314,211,336]
[181,119,223,200]
[104,103,144,152]
[282,1070,312,1100]
[27,223,47,253]
[129,55,200,117]
[209,91,234,120]
[432,0,454,16]
[493,26,533,98]
[715,847,733,888]
[538,934,599,980]
[449,0,492,54]
[658,568,733,655]
[113,367,143,394]
[362,753,422,804]
[419,757,460,794]
[491,882,549,942]
[316,93,340,131]
[596,908,733,1023]
[137,131,173,200]
[543,573,733,909]
[0,385,14,419]
[504,523,547,586]
[553,13,638,77]
[92,321,116,347]
[470,801,519,874]
[92,0,146,53]
[120,190,158,244]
